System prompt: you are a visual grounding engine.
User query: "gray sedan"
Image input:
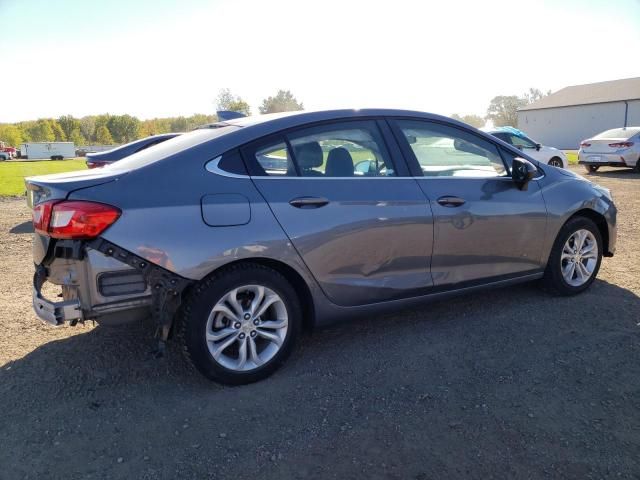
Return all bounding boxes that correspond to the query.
[25,109,617,384]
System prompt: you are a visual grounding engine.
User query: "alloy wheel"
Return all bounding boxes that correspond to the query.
[205,285,288,371]
[561,229,598,287]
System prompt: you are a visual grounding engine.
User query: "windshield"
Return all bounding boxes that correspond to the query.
[594,127,640,139]
[102,126,239,171]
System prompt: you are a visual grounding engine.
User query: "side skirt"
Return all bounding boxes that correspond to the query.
[313,271,545,327]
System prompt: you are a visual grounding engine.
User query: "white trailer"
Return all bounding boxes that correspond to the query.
[20,142,76,160]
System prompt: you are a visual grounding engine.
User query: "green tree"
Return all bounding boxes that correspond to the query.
[107,114,140,143]
[69,128,85,146]
[96,125,114,145]
[170,116,189,132]
[259,89,303,114]
[186,113,217,130]
[27,119,55,142]
[0,124,24,146]
[523,87,551,105]
[58,115,81,141]
[486,95,526,127]
[216,88,251,116]
[80,116,96,142]
[450,113,485,128]
[50,120,66,141]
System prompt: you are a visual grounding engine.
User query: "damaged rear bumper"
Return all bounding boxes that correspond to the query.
[32,238,191,339]
[33,266,82,326]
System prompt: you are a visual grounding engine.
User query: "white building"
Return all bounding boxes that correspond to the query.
[517,77,640,149]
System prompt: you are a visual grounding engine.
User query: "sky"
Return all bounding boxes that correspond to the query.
[0,0,638,123]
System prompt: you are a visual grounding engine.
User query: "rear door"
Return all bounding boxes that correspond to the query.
[243,119,434,307]
[390,119,548,287]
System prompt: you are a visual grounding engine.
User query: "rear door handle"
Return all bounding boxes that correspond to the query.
[289,196,330,209]
[436,196,466,207]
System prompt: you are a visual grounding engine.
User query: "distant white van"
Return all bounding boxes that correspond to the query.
[20,142,75,160]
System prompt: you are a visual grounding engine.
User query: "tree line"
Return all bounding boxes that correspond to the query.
[0,86,548,147]
[0,89,304,147]
[451,88,551,129]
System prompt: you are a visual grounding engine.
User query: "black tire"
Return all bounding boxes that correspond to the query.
[634,158,640,173]
[584,165,599,174]
[548,157,563,168]
[178,263,302,385]
[541,216,602,296]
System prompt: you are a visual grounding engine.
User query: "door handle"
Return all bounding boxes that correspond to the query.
[436,196,466,207]
[289,196,330,209]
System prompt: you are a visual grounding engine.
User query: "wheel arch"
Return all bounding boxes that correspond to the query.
[195,257,316,332]
[566,208,609,254]
[549,155,564,167]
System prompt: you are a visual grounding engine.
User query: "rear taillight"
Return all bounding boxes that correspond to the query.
[86,161,107,169]
[608,141,633,148]
[580,141,591,148]
[32,200,120,239]
[32,201,54,234]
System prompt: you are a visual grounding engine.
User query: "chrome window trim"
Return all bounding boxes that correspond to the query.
[248,175,411,180]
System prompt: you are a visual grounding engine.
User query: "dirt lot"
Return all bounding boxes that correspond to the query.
[1,166,639,479]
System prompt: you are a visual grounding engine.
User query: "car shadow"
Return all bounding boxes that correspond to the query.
[583,167,640,179]
[9,220,33,234]
[1,278,639,478]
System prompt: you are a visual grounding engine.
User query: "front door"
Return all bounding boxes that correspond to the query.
[243,120,434,306]
[391,119,548,287]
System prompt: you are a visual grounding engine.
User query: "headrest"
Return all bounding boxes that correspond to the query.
[325,147,354,177]
[294,142,323,169]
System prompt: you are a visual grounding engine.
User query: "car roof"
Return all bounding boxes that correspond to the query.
[199,108,465,132]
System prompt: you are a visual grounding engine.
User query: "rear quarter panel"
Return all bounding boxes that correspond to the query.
[67,143,324,299]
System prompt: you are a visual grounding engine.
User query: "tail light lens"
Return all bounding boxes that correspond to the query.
[32,200,120,239]
[86,160,107,169]
[580,141,591,148]
[32,201,55,234]
[608,141,633,148]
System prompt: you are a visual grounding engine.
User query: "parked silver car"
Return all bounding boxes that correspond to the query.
[579,127,640,173]
[26,109,617,384]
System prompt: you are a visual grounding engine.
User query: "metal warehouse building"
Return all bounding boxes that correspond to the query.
[517,77,640,150]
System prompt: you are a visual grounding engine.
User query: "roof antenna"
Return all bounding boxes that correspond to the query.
[216,110,247,121]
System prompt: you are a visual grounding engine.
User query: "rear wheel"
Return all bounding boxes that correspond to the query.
[548,157,563,168]
[178,263,302,385]
[584,165,599,174]
[541,216,602,296]
[634,158,640,173]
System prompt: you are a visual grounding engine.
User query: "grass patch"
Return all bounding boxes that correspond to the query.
[0,159,87,196]
[564,151,578,165]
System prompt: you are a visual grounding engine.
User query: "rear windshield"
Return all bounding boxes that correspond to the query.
[102,126,239,171]
[594,127,640,139]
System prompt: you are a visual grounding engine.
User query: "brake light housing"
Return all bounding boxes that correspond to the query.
[608,141,633,148]
[32,200,121,239]
[86,160,108,169]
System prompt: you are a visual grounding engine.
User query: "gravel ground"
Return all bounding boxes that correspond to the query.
[1,165,639,479]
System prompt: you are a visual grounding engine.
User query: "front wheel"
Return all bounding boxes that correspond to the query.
[584,165,599,174]
[541,217,602,296]
[178,263,302,385]
[548,157,563,168]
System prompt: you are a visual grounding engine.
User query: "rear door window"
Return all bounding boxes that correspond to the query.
[254,142,296,176]
[286,121,396,177]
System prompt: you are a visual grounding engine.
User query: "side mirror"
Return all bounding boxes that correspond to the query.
[512,157,538,190]
[535,143,541,151]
